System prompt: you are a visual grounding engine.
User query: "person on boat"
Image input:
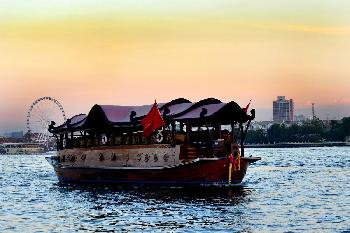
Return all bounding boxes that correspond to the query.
[221,130,232,155]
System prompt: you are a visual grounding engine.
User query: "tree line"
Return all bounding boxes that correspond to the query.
[245,117,350,144]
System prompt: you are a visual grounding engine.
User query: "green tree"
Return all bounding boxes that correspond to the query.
[246,129,267,144]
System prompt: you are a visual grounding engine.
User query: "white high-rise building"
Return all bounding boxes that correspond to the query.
[273,96,294,122]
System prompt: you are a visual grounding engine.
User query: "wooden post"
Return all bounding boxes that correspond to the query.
[171,121,176,145]
[185,121,190,145]
[84,131,87,147]
[55,135,59,151]
[240,119,253,157]
[59,134,64,150]
[240,123,244,157]
[65,133,68,149]
[70,131,74,149]
[231,123,235,142]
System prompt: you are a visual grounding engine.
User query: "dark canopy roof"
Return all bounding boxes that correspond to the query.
[50,98,254,133]
[51,114,87,132]
[174,101,248,123]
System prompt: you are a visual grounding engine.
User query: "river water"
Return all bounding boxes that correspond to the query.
[0,147,349,232]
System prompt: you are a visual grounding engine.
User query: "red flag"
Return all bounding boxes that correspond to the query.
[140,101,164,138]
[242,100,251,113]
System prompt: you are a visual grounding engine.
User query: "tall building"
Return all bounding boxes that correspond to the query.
[273,96,294,122]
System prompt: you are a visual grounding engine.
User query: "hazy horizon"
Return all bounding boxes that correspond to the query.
[1,1,350,133]
[1,101,349,134]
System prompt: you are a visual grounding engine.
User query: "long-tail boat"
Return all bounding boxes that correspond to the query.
[46,98,260,186]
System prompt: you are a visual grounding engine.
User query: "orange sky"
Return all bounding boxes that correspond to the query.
[1,1,350,132]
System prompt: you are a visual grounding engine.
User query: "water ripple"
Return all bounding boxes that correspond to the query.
[0,148,350,232]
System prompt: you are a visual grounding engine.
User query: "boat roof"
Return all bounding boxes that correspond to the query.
[50,98,253,133]
[53,113,87,131]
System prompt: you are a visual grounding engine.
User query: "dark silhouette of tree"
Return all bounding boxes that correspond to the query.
[246,117,350,144]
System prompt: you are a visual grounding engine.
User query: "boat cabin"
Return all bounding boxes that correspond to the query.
[49,98,255,160]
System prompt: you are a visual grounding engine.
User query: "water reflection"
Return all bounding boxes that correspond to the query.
[53,182,252,204]
[46,182,253,231]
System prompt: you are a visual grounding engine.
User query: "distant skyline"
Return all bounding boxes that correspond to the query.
[1,1,350,133]
[0,100,348,135]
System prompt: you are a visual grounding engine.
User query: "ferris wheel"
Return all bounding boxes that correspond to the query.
[26,97,67,145]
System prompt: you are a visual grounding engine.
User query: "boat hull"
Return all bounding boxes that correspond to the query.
[47,157,259,186]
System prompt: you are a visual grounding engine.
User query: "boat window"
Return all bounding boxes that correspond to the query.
[221,124,232,132]
[54,121,239,151]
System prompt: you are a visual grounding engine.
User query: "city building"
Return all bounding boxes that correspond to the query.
[4,131,24,139]
[273,96,294,122]
[295,114,308,122]
[250,121,274,132]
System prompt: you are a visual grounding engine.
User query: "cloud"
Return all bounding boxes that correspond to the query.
[247,22,350,35]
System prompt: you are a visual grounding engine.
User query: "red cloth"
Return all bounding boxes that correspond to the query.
[228,154,234,164]
[140,102,164,138]
[229,153,240,170]
[242,100,251,113]
[233,158,240,170]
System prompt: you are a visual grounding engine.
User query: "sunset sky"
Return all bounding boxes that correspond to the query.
[1,1,350,133]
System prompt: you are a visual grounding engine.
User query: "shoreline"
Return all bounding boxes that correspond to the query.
[245,142,350,148]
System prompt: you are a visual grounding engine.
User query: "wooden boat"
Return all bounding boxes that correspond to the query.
[46,98,260,186]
